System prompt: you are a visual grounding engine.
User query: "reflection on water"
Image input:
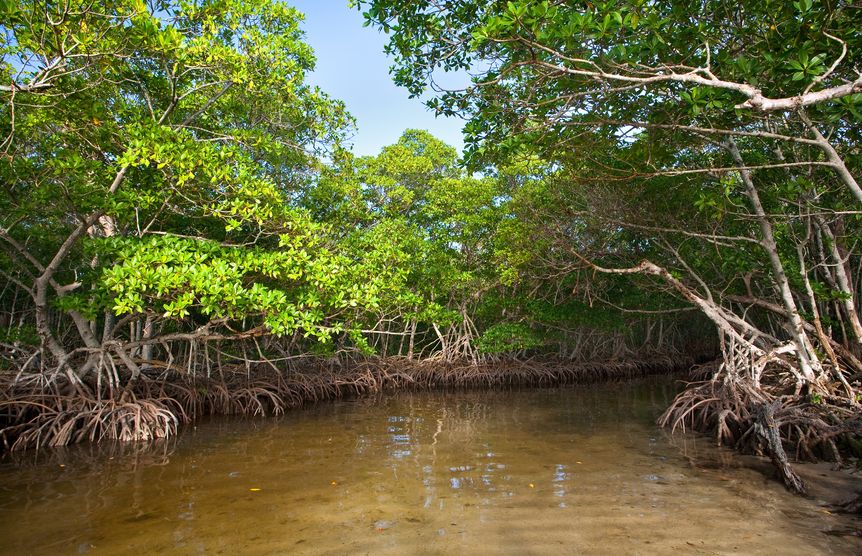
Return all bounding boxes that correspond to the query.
[0,377,859,555]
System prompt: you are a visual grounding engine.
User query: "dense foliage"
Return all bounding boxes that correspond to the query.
[0,0,445,376]
[3,0,860,482]
[358,0,862,380]
[353,0,862,489]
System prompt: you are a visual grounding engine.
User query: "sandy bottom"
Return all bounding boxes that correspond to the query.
[1,378,860,555]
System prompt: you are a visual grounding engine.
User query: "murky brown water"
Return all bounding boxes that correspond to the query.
[1,377,860,555]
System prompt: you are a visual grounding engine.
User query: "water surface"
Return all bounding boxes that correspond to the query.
[1,377,859,554]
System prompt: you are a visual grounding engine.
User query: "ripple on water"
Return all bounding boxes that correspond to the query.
[0,377,860,555]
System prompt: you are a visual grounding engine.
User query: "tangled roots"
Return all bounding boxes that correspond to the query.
[1,395,181,450]
[659,361,862,494]
[1,354,696,451]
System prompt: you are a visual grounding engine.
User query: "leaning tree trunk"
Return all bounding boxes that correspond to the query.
[799,111,862,205]
[755,400,806,494]
[725,138,821,384]
[814,215,862,344]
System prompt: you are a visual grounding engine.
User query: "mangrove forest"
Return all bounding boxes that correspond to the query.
[1,0,861,552]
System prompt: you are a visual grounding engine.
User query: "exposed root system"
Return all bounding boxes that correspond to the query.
[659,359,862,495]
[0,355,693,452]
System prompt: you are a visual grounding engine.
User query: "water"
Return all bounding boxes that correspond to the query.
[1,377,859,555]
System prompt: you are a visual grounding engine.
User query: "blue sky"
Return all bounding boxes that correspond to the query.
[290,1,466,157]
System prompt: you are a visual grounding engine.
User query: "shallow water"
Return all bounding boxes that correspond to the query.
[1,377,860,555]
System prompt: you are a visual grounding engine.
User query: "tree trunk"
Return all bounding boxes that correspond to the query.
[756,401,806,494]
[725,138,820,382]
[814,215,862,344]
[799,111,862,205]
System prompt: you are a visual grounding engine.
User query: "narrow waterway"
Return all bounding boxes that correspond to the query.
[1,377,859,555]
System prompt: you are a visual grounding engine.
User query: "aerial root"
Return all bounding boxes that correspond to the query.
[659,360,861,494]
[0,395,181,450]
[1,354,696,451]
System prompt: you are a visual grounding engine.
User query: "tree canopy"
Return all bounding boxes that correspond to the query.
[2,0,861,476]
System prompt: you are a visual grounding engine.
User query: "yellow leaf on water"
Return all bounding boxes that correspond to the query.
[529,483,534,488]
[249,488,261,492]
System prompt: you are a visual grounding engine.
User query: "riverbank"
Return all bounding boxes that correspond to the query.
[0,354,701,451]
[2,378,859,555]
[3,352,862,521]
